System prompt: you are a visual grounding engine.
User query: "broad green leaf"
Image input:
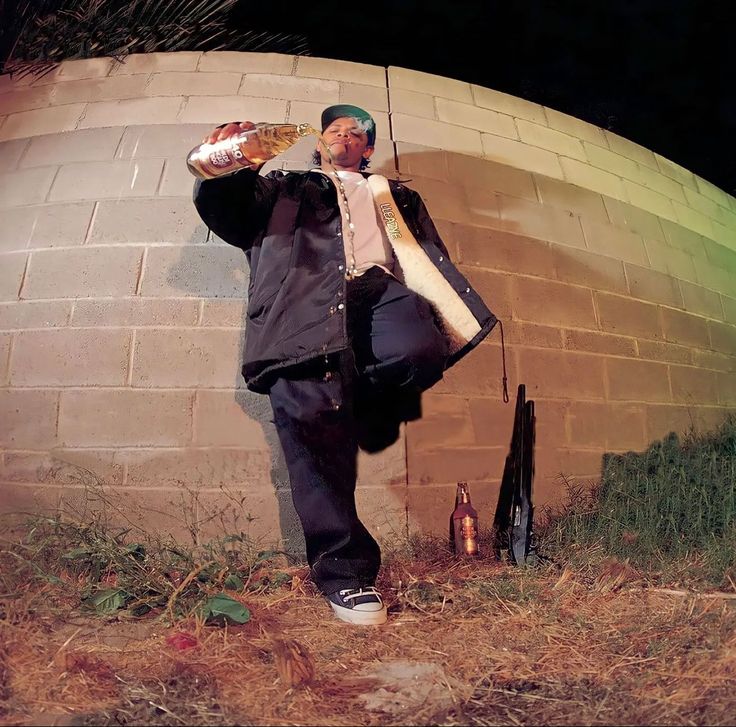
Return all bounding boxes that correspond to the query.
[224,573,244,591]
[92,588,128,614]
[201,594,250,625]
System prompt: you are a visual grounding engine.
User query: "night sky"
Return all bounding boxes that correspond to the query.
[239,0,734,195]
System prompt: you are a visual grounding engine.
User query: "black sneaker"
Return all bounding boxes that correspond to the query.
[327,586,388,625]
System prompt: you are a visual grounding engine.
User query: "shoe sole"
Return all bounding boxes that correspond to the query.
[329,602,388,626]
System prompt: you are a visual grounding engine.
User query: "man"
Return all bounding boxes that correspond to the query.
[193,104,497,625]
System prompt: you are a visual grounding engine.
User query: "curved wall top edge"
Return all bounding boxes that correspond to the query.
[0,51,734,251]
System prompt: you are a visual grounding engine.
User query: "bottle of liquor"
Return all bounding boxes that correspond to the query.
[451,482,479,556]
[186,122,318,180]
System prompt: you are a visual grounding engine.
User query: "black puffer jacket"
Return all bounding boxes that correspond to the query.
[193,168,497,393]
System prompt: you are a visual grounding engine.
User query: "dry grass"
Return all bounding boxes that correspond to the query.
[2,526,736,726]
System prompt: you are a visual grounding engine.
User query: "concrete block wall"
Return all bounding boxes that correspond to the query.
[1,52,734,543]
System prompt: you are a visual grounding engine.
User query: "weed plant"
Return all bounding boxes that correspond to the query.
[541,416,736,586]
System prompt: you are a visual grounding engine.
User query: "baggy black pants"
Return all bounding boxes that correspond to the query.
[268,267,449,595]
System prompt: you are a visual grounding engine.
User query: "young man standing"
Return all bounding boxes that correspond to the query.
[193,104,497,625]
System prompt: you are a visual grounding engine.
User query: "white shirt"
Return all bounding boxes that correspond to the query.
[318,170,394,275]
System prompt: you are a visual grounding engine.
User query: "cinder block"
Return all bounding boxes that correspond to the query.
[0,86,55,115]
[636,165,687,203]
[392,113,483,157]
[0,138,29,170]
[457,226,554,276]
[58,389,193,447]
[389,66,472,101]
[596,292,663,340]
[468,395,521,446]
[179,95,287,125]
[357,435,406,487]
[140,246,249,298]
[637,339,692,365]
[0,253,26,301]
[709,321,736,355]
[603,197,666,242]
[580,217,648,266]
[622,179,677,222]
[0,166,58,207]
[517,348,606,400]
[79,97,182,128]
[389,88,436,119]
[604,131,658,170]
[562,329,637,357]
[403,176,468,224]
[695,175,732,210]
[472,85,546,125]
[355,484,407,542]
[500,320,564,348]
[0,300,70,330]
[393,142,448,182]
[198,51,293,75]
[693,257,735,296]
[654,154,698,191]
[339,82,389,111]
[36,58,114,84]
[497,194,586,248]
[436,98,517,138]
[200,299,247,327]
[238,73,339,103]
[1,449,122,486]
[0,483,61,518]
[0,389,58,448]
[49,159,164,201]
[511,277,597,329]
[21,127,125,168]
[721,295,736,325]
[717,372,736,405]
[606,357,671,402]
[669,365,719,405]
[88,198,206,245]
[110,52,202,75]
[120,447,271,487]
[71,298,199,327]
[659,219,707,255]
[0,331,9,381]
[683,186,723,221]
[646,403,697,441]
[535,176,608,221]
[193,389,267,447]
[559,158,626,201]
[679,281,723,320]
[0,208,34,253]
[158,158,196,197]
[644,238,698,283]
[132,328,242,387]
[552,245,628,294]
[543,107,607,146]
[116,123,211,160]
[661,308,711,348]
[458,267,512,320]
[406,395,474,451]
[146,71,241,97]
[53,74,150,105]
[567,400,647,450]
[10,329,130,386]
[691,349,735,373]
[625,263,683,307]
[583,142,640,182]
[482,133,563,180]
[22,247,142,298]
[703,238,736,271]
[23,202,95,249]
[0,104,85,141]
[408,445,506,485]
[534,447,605,484]
[447,154,536,200]
[294,56,381,87]
[434,342,516,398]
[517,119,585,161]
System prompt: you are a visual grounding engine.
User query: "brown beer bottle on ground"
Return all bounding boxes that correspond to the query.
[451,482,479,556]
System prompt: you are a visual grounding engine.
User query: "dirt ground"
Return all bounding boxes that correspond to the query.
[2,551,736,727]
